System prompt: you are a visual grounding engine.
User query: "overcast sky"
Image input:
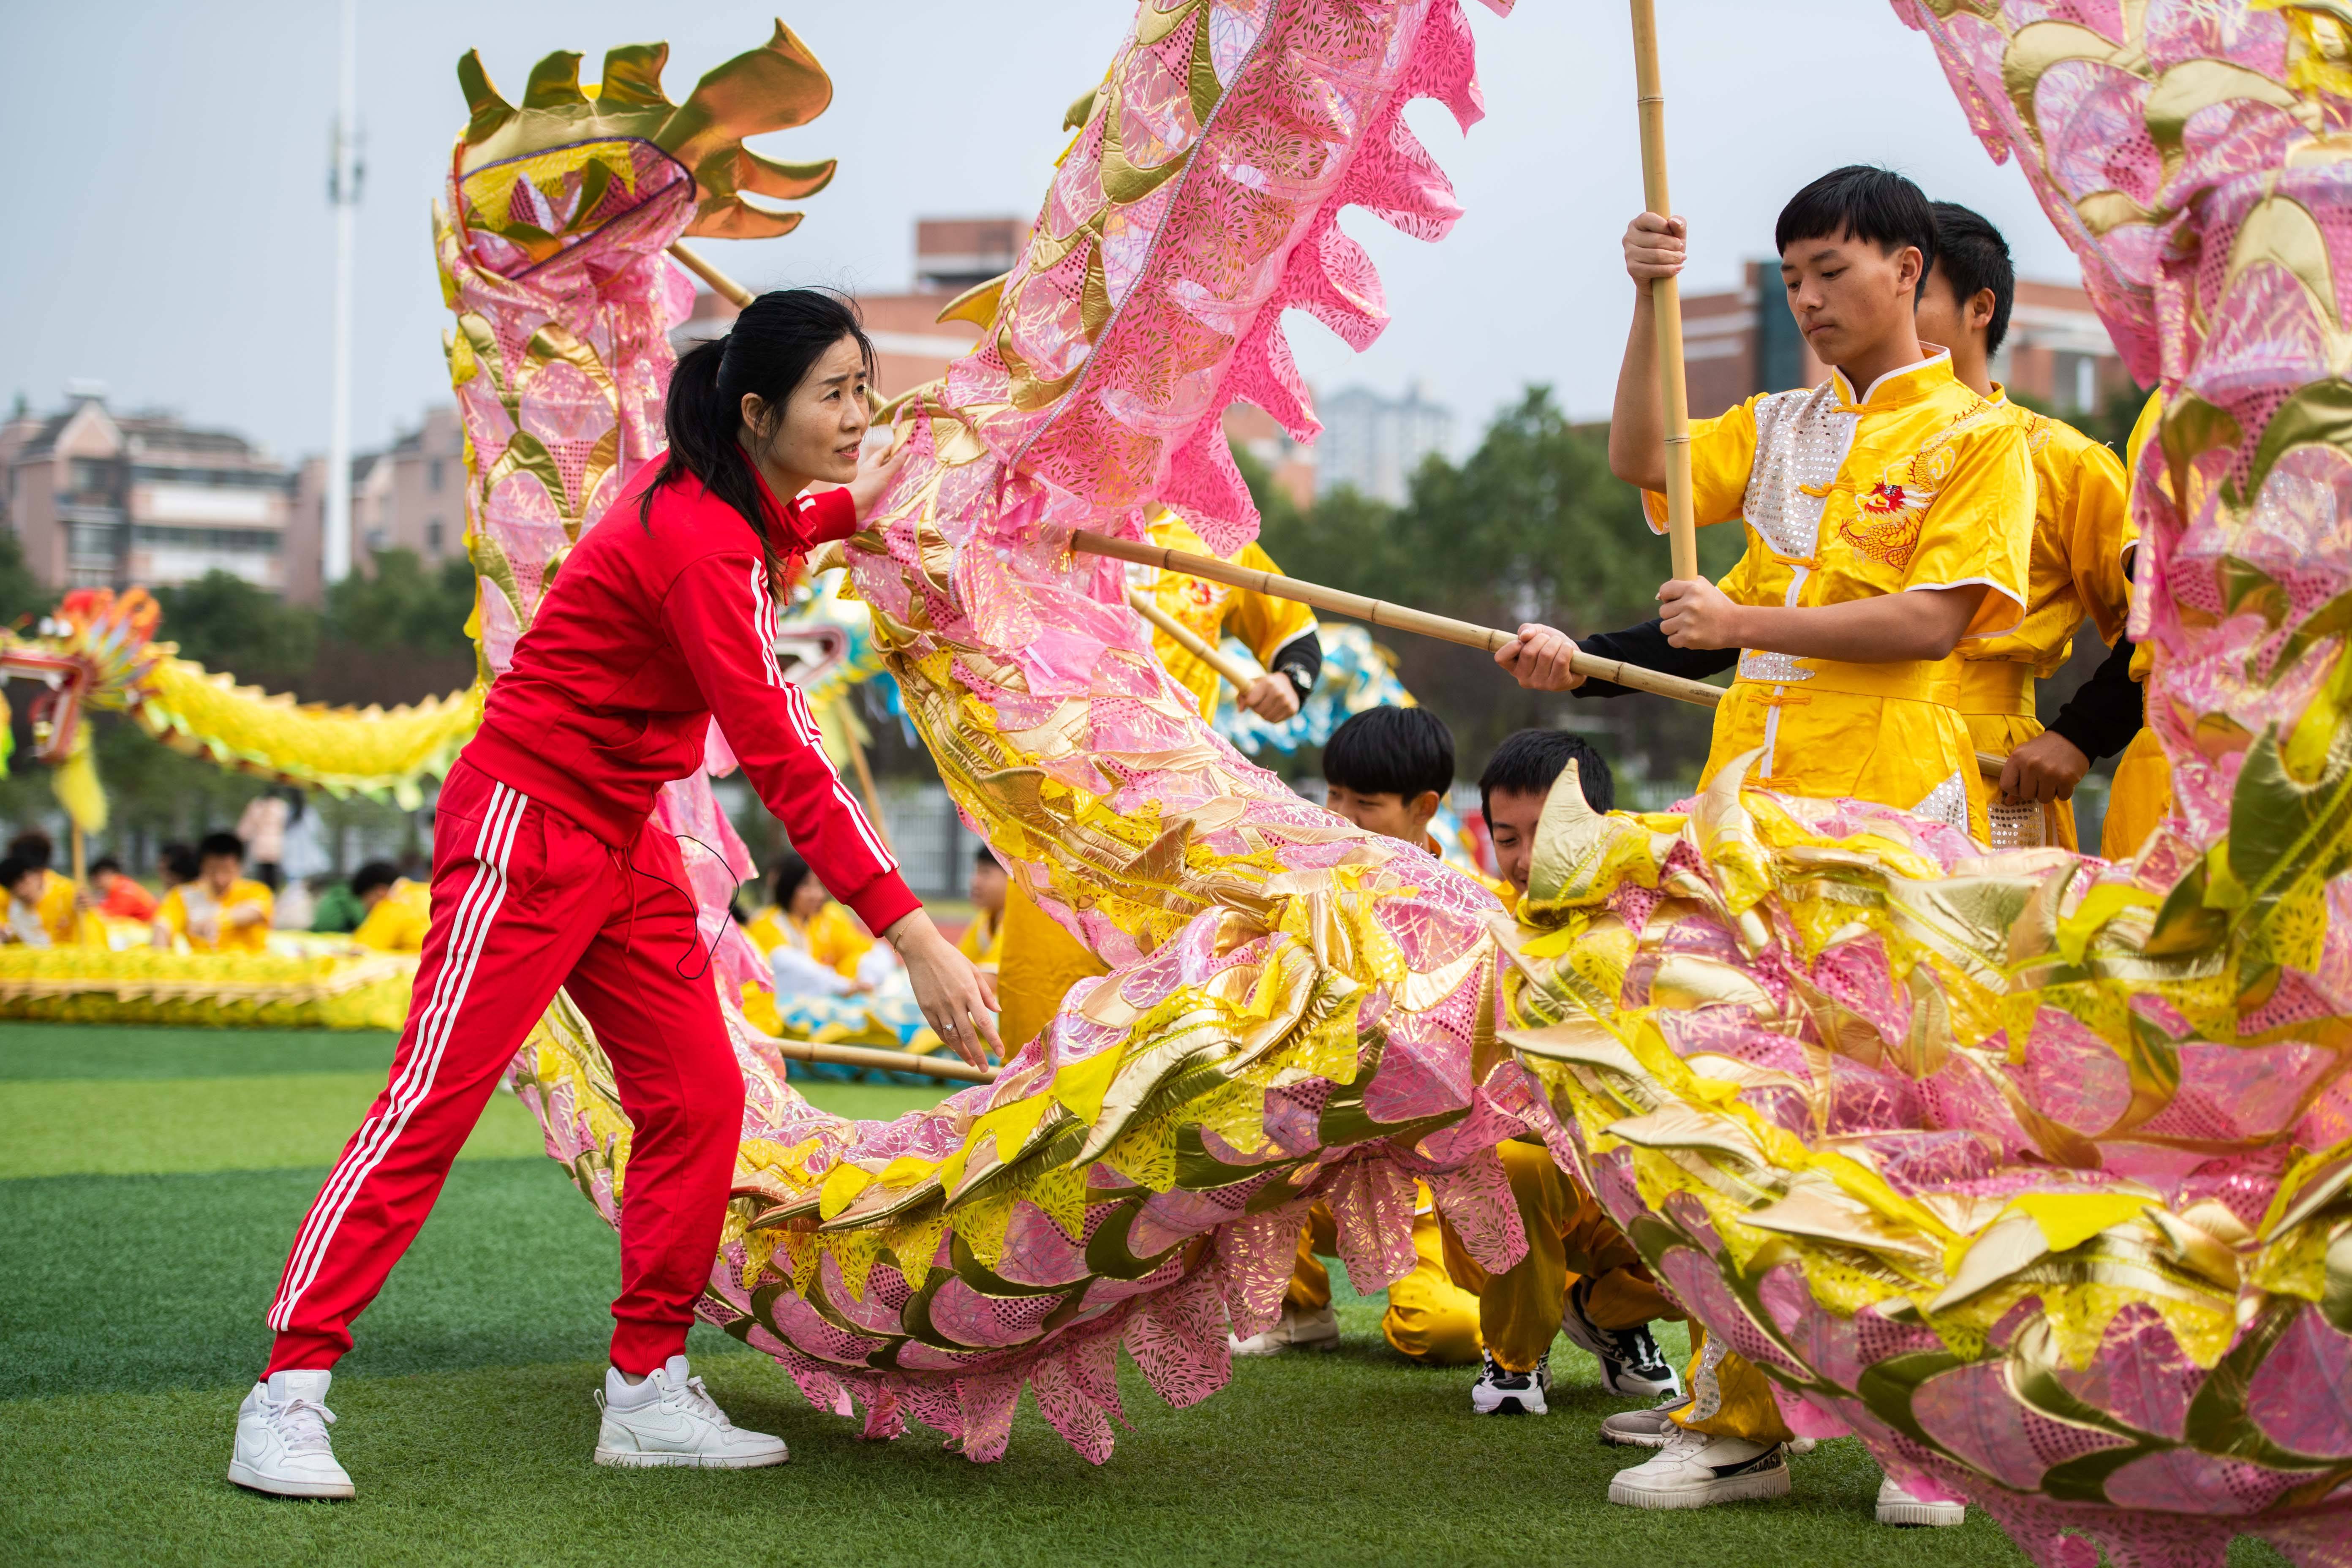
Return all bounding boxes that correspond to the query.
[0,2,2082,465]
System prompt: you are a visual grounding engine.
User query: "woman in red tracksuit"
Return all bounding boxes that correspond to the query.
[229,291,999,1497]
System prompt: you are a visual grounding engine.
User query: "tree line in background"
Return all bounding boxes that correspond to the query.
[0,541,472,865]
[3,380,2152,859]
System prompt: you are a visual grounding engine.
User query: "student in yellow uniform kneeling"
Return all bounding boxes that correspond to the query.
[153,832,275,954]
[1,830,103,947]
[1506,168,2034,1516]
[1439,730,1686,1416]
[1232,707,1486,1362]
[749,852,877,999]
[348,862,430,953]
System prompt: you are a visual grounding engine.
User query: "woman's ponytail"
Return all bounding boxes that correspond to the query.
[637,288,877,539]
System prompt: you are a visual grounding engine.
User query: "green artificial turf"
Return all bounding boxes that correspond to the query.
[0,1024,400,1081]
[0,1024,2293,1567]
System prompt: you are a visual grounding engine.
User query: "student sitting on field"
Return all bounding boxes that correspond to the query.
[153,833,275,955]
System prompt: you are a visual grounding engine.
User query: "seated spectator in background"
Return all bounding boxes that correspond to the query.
[87,856,159,922]
[349,861,429,953]
[309,873,365,934]
[157,843,199,894]
[237,792,289,891]
[1438,729,1683,1419]
[755,852,876,999]
[154,832,274,954]
[3,831,98,945]
[2,856,75,945]
[959,847,1008,972]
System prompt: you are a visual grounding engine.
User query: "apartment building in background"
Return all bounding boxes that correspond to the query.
[1681,260,2132,418]
[1314,383,1454,506]
[0,389,296,593]
[284,405,467,604]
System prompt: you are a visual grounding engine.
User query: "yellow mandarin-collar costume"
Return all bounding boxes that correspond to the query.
[744,901,873,978]
[1135,510,1319,720]
[1650,351,2034,841]
[2102,391,2174,862]
[157,878,275,955]
[351,878,431,953]
[1960,391,2136,850]
[7,870,102,947]
[956,905,1003,971]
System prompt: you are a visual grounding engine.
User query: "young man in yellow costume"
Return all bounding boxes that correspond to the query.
[154,832,275,955]
[1914,203,2144,854]
[994,507,1323,1050]
[348,862,431,954]
[1236,706,1489,1363]
[1437,728,1686,1414]
[1503,166,2035,1512]
[958,845,1007,972]
[2099,391,2174,861]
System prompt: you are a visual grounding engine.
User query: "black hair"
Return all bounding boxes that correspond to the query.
[1323,705,1454,802]
[1927,200,2015,358]
[771,851,817,904]
[196,832,245,864]
[7,829,52,870]
[350,861,401,899]
[0,855,33,890]
[1775,166,1936,296]
[1479,730,1616,822]
[90,855,122,877]
[159,843,198,885]
[974,844,1003,869]
[640,289,878,540]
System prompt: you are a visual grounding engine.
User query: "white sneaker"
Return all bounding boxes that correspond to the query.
[1470,1351,1551,1416]
[1608,1426,1790,1508]
[227,1370,355,1500]
[593,1356,788,1470]
[1600,1393,1692,1448]
[1228,1304,1340,1357]
[1877,1475,1965,1526]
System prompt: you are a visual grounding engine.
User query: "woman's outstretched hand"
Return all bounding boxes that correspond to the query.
[882,908,1002,1069]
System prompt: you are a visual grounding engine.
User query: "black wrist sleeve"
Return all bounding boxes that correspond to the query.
[1269,629,1322,700]
[1570,619,1740,699]
[2046,633,2145,762]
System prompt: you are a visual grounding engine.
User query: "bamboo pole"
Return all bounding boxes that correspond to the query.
[1630,0,1699,584]
[1125,586,1259,693]
[1074,529,1727,709]
[69,824,87,889]
[670,242,753,308]
[771,1034,998,1083]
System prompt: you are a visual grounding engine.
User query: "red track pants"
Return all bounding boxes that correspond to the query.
[265,758,744,1376]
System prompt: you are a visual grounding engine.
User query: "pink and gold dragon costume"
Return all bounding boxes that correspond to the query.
[442,4,2352,1561]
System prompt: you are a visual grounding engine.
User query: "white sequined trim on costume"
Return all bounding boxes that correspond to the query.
[1687,1333,1732,1423]
[1739,650,1810,683]
[1741,385,1858,563]
[1911,768,1971,834]
[1986,800,2050,850]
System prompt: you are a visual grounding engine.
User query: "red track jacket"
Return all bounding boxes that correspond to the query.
[467,462,917,936]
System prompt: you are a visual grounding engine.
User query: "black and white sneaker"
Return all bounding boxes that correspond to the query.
[1469,1350,1550,1416]
[1560,1277,1683,1399]
[1607,1428,1790,1508]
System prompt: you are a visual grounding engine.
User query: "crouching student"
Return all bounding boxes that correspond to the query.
[1439,729,1684,1417]
[1230,705,1486,1362]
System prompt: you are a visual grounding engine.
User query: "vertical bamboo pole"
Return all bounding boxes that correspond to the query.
[1631,0,1699,583]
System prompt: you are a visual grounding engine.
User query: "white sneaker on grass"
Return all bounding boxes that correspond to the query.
[1600,1393,1691,1448]
[1608,1426,1790,1508]
[228,1369,354,1500]
[1228,1304,1340,1357]
[1559,1279,1683,1399]
[593,1356,788,1469]
[1876,1475,1965,1526]
[1470,1350,1550,1416]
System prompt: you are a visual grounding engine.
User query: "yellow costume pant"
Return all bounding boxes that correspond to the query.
[1282,1196,1485,1366]
[2101,726,2172,862]
[1675,1331,1795,1443]
[995,882,1111,1053]
[1701,664,1990,843]
[1437,1140,1680,1374]
[1963,661,2078,851]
